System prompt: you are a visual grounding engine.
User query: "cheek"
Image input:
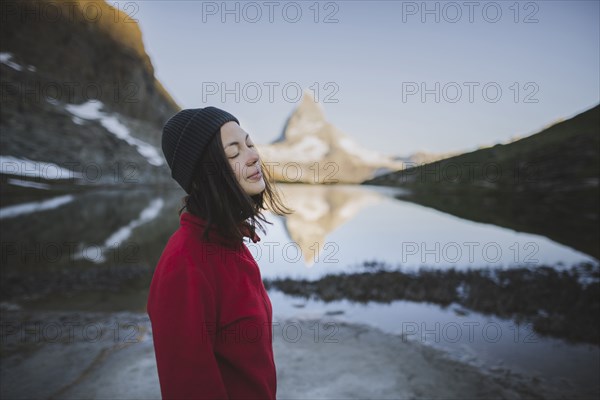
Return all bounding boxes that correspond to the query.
[228,160,244,182]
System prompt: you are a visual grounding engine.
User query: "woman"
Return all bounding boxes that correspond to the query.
[147,106,292,399]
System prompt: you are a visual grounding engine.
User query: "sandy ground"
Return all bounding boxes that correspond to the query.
[0,309,555,399]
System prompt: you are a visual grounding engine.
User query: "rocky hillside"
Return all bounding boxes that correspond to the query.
[258,90,404,184]
[0,0,179,196]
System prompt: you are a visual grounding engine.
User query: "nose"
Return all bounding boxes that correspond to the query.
[246,147,259,166]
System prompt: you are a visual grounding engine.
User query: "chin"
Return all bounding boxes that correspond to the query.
[246,182,266,196]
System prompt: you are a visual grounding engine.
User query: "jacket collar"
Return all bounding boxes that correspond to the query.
[180,211,261,244]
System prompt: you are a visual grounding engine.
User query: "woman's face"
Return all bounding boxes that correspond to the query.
[220,121,266,196]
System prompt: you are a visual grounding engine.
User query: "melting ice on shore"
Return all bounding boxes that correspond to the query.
[0,156,83,180]
[0,195,75,220]
[72,198,164,263]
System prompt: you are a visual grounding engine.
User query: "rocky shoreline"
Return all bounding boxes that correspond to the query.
[264,261,600,345]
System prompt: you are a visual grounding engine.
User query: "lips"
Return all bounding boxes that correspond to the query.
[247,169,262,179]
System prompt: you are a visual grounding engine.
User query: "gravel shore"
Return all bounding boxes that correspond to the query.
[0,307,560,400]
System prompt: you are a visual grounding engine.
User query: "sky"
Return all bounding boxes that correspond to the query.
[107,0,600,156]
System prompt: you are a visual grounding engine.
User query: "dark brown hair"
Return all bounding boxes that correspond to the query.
[178,128,293,245]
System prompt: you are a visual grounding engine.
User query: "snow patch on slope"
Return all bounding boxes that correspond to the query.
[261,136,330,163]
[65,100,163,166]
[339,137,391,165]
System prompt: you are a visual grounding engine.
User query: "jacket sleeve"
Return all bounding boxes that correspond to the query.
[148,259,228,400]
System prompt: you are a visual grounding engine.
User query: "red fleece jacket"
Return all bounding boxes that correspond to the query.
[147,212,276,400]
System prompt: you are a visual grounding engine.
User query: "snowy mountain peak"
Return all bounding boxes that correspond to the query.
[283,90,328,140]
[258,89,404,184]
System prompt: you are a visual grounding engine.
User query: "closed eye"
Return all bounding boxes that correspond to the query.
[228,142,253,158]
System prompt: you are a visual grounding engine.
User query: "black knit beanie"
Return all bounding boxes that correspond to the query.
[161,107,239,193]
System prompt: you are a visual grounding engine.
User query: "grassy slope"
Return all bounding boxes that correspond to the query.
[364,105,600,259]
